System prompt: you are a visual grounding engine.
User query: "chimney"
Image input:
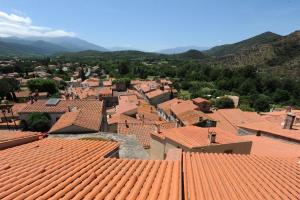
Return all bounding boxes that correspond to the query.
[155,124,161,133]
[286,106,292,113]
[175,119,180,128]
[282,113,296,129]
[208,131,216,144]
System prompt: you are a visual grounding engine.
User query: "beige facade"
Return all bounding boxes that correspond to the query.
[150,134,252,160]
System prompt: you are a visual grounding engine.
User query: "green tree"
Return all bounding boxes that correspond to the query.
[253,94,271,112]
[79,67,86,81]
[27,78,58,94]
[27,112,51,132]
[273,89,290,103]
[215,97,235,109]
[0,78,19,98]
[178,90,191,100]
[118,62,129,75]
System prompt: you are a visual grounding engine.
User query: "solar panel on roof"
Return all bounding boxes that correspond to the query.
[45,98,60,106]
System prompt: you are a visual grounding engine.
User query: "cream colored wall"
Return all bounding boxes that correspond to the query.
[150,136,165,160]
[164,139,252,155]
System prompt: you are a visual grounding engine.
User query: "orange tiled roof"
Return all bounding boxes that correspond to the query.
[206,108,264,134]
[20,99,103,114]
[192,97,209,104]
[118,121,175,148]
[158,98,184,115]
[156,126,246,149]
[102,80,112,87]
[118,122,155,148]
[99,87,112,96]
[146,89,168,99]
[137,103,162,122]
[0,131,40,149]
[49,108,102,133]
[240,135,300,158]
[81,78,100,87]
[171,100,198,116]
[183,152,299,200]
[176,110,211,126]
[0,138,181,199]
[107,114,139,125]
[238,121,300,143]
[14,90,30,98]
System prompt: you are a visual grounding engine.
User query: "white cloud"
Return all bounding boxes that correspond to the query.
[0,11,75,38]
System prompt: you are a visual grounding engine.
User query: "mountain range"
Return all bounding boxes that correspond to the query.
[0,36,107,56]
[0,30,300,73]
[159,46,210,54]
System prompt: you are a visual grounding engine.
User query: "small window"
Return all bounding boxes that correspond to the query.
[256,131,261,136]
[224,149,233,154]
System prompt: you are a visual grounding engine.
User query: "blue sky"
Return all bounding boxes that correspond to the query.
[0,0,299,51]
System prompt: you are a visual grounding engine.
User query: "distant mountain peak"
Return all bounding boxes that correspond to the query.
[159,46,210,54]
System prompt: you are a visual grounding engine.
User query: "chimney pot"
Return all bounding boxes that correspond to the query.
[208,131,216,143]
[282,113,296,129]
[155,124,161,133]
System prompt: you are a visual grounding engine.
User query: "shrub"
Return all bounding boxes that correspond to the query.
[215,97,235,109]
[27,112,51,132]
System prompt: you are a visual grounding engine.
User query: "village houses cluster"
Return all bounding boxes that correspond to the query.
[0,60,299,199]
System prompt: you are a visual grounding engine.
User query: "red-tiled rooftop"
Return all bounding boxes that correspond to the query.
[183,152,300,200]
[207,108,264,134]
[118,121,176,148]
[158,98,184,115]
[19,99,103,113]
[146,89,168,99]
[49,109,102,133]
[155,126,247,149]
[0,131,40,150]
[192,97,209,104]
[241,135,300,158]
[0,138,181,199]
[238,121,300,143]
[171,100,198,116]
[176,110,212,126]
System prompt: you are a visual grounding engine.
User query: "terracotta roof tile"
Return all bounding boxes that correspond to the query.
[118,121,176,148]
[0,131,40,149]
[238,121,300,143]
[107,114,139,125]
[49,108,102,133]
[0,138,181,199]
[207,108,264,134]
[81,78,100,87]
[99,87,112,96]
[158,98,184,115]
[171,100,198,116]
[20,99,103,114]
[176,110,212,126]
[241,135,300,158]
[146,89,169,99]
[102,80,112,87]
[192,97,209,104]
[183,152,300,200]
[156,126,247,149]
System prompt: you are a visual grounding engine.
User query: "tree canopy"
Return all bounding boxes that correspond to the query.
[27,78,58,94]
